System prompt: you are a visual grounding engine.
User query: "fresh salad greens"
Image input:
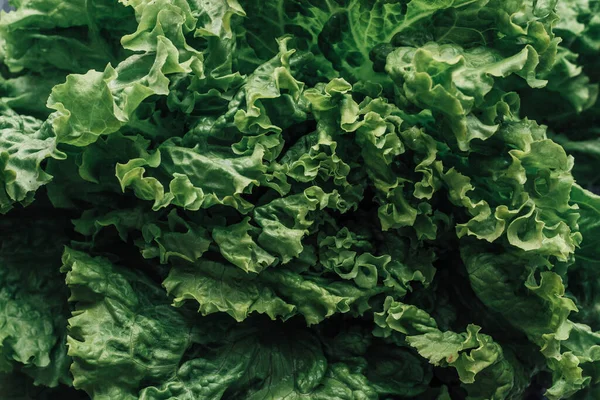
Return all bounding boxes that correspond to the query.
[1,0,600,399]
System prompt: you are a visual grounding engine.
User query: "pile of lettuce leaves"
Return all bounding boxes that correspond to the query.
[2,0,600,398]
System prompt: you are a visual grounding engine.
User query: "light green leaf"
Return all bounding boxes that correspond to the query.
[164,257,381,325]
[0,112,66,213]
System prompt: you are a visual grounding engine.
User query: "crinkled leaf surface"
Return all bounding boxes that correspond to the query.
[0,0,599,399]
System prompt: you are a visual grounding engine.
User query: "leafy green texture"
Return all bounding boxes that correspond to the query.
[1,0,600,398]
[62,248,432,400]
[374,297,529,400]
[0,213,72,388]
[0,110,65,212]
[525,0,600,188]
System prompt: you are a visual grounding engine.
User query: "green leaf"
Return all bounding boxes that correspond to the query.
[386,43,546,151]
[240,0,478,82]
[0,0,135,74]
[48,37,198,146]
[62,248,193,399]
[163,257,381,325]
[571,183,600,269]
[461,243,577,346]
[0,72,64,118]
[374,297,527,399]
[565,185,600,327]
[116,139,271,213]
[0,216,71,387]
[212,217,277,273]
[63,248,388,400]
[0,112,66,213]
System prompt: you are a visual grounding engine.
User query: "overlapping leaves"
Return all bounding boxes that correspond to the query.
[0,0,599,399]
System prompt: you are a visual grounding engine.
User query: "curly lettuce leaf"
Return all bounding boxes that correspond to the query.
[62,247,423,400]
[0,111,65,213]
[163,256,381,325]
[374,297,529,400]
[386,42,546,151]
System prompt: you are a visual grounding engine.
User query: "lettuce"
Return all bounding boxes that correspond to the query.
[1,0,599,398]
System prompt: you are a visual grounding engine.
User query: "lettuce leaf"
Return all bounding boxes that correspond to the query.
[0,0,599,398]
